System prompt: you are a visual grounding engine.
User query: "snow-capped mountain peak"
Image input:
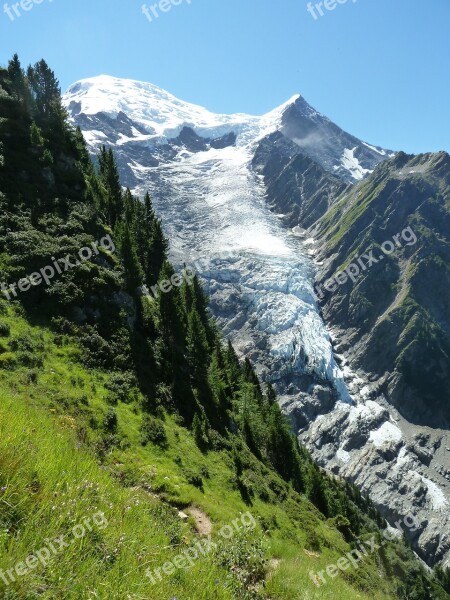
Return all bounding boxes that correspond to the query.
[65,75,299,147]
[64,75,391,183]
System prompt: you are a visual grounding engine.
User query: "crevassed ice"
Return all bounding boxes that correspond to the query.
[136,143,352,402]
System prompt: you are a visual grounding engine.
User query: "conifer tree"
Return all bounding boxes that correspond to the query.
[225,340,242,393]
[243,357,263,401]
[266,382,277,405]
[186,307,209,386]
[309,466,330,517]
[146,219,168,286]
[144,191,155,224]
[267,403,304,492]
[98,146,124,227]
[207,347,229,417]
[120,223,144,293]
[7,54,29,107]
[27,59,64,129]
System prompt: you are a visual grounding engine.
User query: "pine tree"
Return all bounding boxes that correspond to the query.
[309,466,330,517]
[266,382,277,405]
[27,59,64,129]
[192,410,210,450]
[7,54,29,107]
[225,340,242,393]
[146,219,168,286]
[123,188,135,224]
[207,348,229,417]
[120,223,144,293]
[98,146,124,227]
[243,357,263,401]
[186,307,209,386]
[267,403,304,492]
[144,191,155,225]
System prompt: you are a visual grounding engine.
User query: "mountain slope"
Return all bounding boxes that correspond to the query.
[290,151,450,569]
[280,95,394,182]
[62,73,450,570]
[314,151,450,425]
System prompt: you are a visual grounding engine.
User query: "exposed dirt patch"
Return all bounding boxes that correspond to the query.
[188,506,213,536]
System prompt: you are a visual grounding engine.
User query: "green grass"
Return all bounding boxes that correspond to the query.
[0,300,432,599]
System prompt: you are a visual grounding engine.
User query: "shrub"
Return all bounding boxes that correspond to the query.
[104,371,137,403]
[139,414,167,448]
[9,332,44,353]
[212,528,267,597]
[103,408,118,433]
[184,468,204,490]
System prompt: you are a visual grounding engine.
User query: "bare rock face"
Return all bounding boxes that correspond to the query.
[288,373,450,567]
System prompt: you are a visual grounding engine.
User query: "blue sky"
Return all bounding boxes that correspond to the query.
[0,0,448,154]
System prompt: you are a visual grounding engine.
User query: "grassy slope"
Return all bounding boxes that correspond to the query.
[0,300,407,600]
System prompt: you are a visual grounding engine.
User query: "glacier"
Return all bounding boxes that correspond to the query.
[133,130,353,404]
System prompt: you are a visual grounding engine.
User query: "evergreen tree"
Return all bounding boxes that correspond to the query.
[186,307,209,386]
[266,382,277,405]
[27,59,64,129]
[243,357,263,401]
[207,347,229,419]
[267,403,304,492]
[146,218,168,286]
[225,340,242,393]
[120,223,144,293]
[98,146,124,227]
[7,54,29,108]
[144,191,155,225]
[309,466,331,517]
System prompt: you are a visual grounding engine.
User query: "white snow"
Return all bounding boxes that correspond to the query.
[341,147,373,181]
[420,477,449,510]
[348,400,385,425]
[64,75,298,149]
[336,448,351,463]
[82,129,107,144]
[362,141,386,156]
[396,446,411,467]
[137,142,353,402]
[369,421,403,447]
[360,385,371,398]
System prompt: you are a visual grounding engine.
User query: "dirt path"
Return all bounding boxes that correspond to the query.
[188,507,213,536]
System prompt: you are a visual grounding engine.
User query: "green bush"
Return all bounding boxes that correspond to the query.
[183,468,204,490]
[139,414,167,448]
[103,408,118,434]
